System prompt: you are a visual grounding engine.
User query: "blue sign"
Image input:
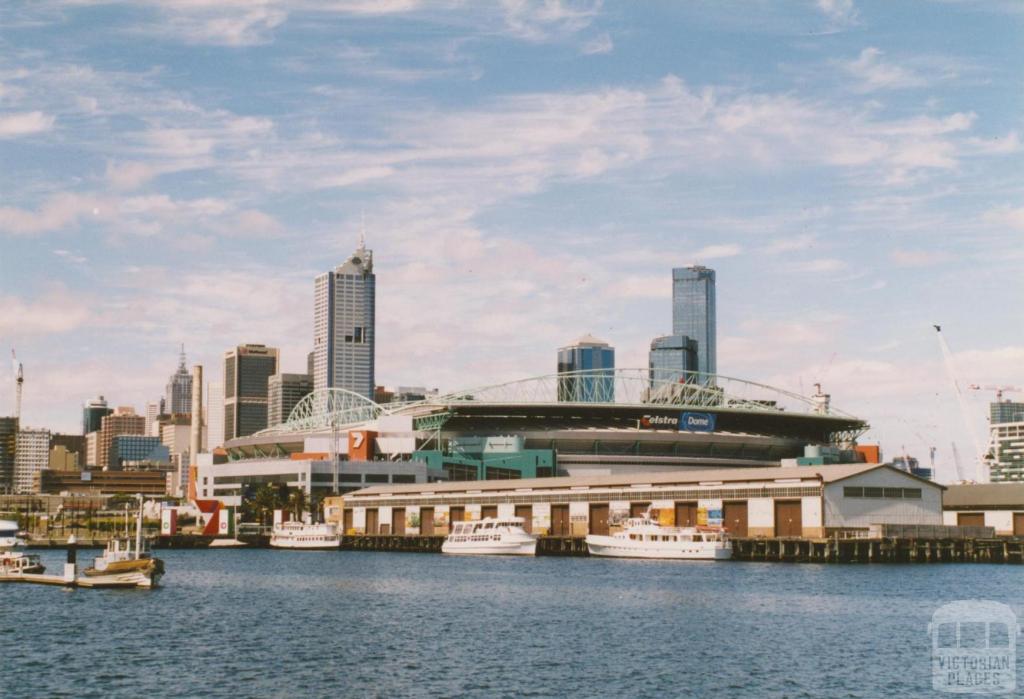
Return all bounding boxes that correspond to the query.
[680,412,716,432]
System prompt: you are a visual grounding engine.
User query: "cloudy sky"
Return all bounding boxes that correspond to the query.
[1,1,1021,481]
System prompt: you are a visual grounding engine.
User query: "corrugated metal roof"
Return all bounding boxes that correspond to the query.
[943,483,1024,509]
[346,463,927,498]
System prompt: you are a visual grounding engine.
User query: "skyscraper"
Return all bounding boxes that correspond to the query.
[0,417,18,493]
[165,345,193,415]
[313,240,375,399]
[268,373,314,426]
[82,395,112,435]
[556,335,615,403]
[144,401,161,437]
[223,344,279,441]
[648,334,698,385]
[98,407,146,470]
[14,427,49,493]
[672,266,716,377]
[206,380,224,450]
[988,400,1024,482]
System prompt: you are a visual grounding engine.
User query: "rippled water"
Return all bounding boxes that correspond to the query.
[2,549,1022,698]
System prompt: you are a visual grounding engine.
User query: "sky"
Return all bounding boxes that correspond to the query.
[1,0,1022,483]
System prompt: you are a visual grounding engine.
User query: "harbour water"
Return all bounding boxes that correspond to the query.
[4,550,1022,698]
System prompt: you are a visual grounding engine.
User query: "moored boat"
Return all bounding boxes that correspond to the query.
[0,519,25,549]
[441,517,537,556]
[78,499,165,588]
[585,511,732,560]
[0,550,46,576]
[270,521,340,550]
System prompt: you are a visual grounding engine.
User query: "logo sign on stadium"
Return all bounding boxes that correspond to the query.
[638,412,716,432]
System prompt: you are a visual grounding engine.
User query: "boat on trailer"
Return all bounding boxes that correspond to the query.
[442,517,537,556]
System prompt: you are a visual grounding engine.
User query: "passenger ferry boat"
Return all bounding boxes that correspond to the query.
[0,519,25,549]
[585,511,732,560]
[441,517,537,556]
[270,521,340,550]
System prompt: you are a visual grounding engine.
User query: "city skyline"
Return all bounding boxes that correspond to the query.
[1,2,1022,480]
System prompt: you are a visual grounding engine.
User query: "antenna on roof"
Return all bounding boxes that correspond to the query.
[359,210,366,249]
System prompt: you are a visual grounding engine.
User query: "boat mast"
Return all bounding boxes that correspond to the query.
[134,495,143,560]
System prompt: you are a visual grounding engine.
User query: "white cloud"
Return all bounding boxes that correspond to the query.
[842,47,927,92]
[0,288,93,335]
[792,258,846,273]
[815,0,859,30]
[0,110,54,137]
[890,249,954,267]
[691,244,742,261]
[983,205,1024,231]
[500,0,601,42]
[581,32,613,55]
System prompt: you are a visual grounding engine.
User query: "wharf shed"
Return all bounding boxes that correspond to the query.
[942,484,1024,536]
[341,463,943,539]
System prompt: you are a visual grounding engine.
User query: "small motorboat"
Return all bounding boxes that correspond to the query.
[442,517,537,556]
[78,499,164,588]
[0,551,46,576]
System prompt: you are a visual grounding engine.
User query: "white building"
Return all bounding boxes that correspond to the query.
[14,427,51,494]
[206,380,224,450]
[943,483,1024,536]
[85,431,99,468]
[145,401,161,437]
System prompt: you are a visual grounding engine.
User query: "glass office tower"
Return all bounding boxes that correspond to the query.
[648,334,698,386]
[223,344,279,441]
[313,241,375,400]
[672,266,716,378]
[557,335,615,403]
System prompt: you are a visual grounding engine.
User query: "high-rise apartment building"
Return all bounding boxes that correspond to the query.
[98,407,146,470]
[672,266,716,377]
[988,400,1024,482]
[165,346,193,415]
[85,431,99,467]
[144,401,161,437]
[0,417,19,493]
[313,241,375,399]
[268,373,314,426]
[223,344,279,441]
[14,427,51,493]
[648,334,698,385]
[556,335,615,403]
[206,380,225,450]
[82,395,112,435]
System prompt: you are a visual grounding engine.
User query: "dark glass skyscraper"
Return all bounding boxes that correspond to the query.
[165,345,193,416]
[223,344,279,441]
[672,266,716,377]
[648,334,698,385]
[82,395,112,435]
[557,335,615,402]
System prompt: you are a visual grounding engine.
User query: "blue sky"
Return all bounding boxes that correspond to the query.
[1,0,1022,481]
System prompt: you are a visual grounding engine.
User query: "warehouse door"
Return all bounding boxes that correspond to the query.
[365,508,379,535]
[420,507,434,535]
[551,504,570,536]
[1014,513,1024,537]
[589,504,609,535]
[393,508,405,536]
[958,512,984,528]
[515,505,533,533]
[481,505,498,520]
[343,509,353,534]
[722,502,748,537]
[774,500,802,537]
[675,502,698,528]
[449,506,465,523]
[630,502,650,517]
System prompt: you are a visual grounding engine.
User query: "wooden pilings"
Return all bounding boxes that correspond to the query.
[729,537,1024,564]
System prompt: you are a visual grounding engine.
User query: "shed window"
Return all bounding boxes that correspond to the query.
[902,488,922,499]
[863,487,884,498]
[884,488,903,499]
[844,487,863,498]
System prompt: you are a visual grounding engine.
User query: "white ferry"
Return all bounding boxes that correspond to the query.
[585,512,732,560]
[270,521,340,550]
[0,519,25,549]
[441,517,537,556]
[0,550,46,576]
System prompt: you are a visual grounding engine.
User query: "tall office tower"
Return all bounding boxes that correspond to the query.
[313,240,375,399]
[307,351,315,378]
[988,400,1024,482]
[82,395,112,435]
[223,344,279,441]
[672,266,716,377]
[0,417,18,493]
[648,334,698,385]
[97,407,146,471]
[268,373,314,426]
[144,401,161,437]
[165,345,193,415]
[206,381,225,450]
[14,427,50,493]
[556,335,615,403]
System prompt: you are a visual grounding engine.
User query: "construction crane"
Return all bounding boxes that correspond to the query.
[932,325,986,482]
[11,348,23,420]
[967,384,1023,401]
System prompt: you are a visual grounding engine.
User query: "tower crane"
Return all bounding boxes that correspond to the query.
[932,325,986,482]
[11,348,23,420]
[967,385,1022,401]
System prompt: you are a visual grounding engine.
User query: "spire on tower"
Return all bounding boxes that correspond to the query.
[178,343,186,370]
[359,210,366,250]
